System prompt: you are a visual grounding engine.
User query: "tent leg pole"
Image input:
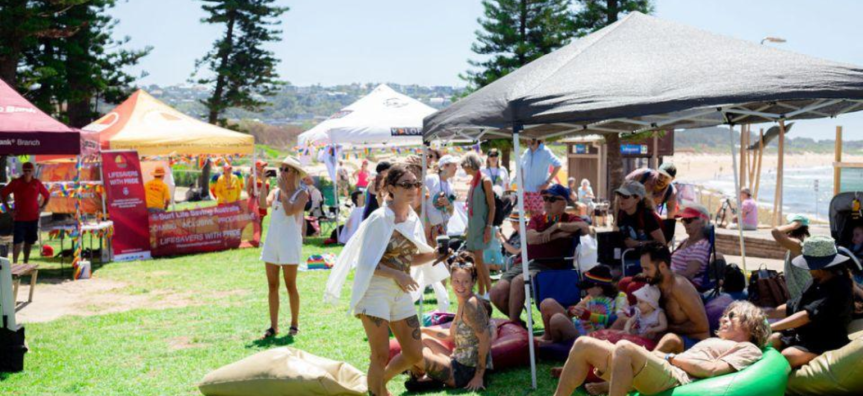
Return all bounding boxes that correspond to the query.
[418,143,429,319]
[728,124,747,273]
[332,146,340,242]
[513,125,537,389]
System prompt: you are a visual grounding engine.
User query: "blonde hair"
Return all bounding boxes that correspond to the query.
[719,301,771,348]
[460,152,483,172]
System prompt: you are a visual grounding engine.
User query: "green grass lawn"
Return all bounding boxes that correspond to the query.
[1,226,557,395]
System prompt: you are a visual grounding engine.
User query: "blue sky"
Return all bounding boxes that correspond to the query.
[109,0,863,140]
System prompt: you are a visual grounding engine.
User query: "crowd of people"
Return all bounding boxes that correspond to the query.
[163,139,860,396]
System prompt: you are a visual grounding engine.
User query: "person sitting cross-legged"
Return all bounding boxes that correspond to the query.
[490,184,590,324]
[554,300,770,396]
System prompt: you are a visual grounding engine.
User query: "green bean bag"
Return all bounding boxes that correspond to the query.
[574,348,789,396]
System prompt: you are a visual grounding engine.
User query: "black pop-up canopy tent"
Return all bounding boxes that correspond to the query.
[424,12,863,388]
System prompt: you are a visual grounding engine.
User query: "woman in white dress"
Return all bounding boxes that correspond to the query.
[260,157,309,339]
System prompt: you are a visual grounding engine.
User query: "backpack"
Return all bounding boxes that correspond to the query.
[481,182,513,227]
[747,265,790,308]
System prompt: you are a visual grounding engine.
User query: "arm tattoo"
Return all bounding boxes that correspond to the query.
[424,358,453,384]
[464,299,490,331]
[405,316,421,340]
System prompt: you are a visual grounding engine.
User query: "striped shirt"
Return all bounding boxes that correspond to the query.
[670,238,711,287]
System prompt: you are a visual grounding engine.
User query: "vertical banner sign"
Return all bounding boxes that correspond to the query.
[101,151,152,261]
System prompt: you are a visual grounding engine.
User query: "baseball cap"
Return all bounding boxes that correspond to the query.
[541,184,571,202]
[786,214,810,227]
[676,204,710,221]
[615,180,646,198]
[438,155,459,168]
[22,162,34,171]
[658,162,677,179]
[255,160,268,169]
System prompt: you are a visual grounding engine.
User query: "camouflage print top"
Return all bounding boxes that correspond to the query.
[451,315,494,369]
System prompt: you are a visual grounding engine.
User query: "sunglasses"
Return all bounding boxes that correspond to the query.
[542,195,564,203]
[280,167,294,173]
[682,218,701,224]
[616,194,632,200]
[394,181,423,189]
[488,153,499,158]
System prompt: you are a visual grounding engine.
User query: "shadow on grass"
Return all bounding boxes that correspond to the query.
[246,334,296,349]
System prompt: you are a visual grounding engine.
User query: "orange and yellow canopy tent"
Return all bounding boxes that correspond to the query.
[83,89,253,156]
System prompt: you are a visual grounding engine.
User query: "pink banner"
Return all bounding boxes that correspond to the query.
[148,202,258,257]
[101,151,151,261]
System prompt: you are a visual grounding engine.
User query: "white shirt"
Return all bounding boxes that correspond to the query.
[425,174,454,226]
[325,205,449,314]
[482,167,510,190]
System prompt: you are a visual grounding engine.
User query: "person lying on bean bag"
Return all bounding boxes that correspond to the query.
[554,301,771,396]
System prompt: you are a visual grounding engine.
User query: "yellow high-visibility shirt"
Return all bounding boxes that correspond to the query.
[213,173,244,204]
[145,178,171,209]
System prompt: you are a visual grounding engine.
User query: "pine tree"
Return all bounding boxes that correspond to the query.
[192,0,287,196]
[462,0,574,90]
[193,0,287,125]
[571,0,653,197]
[463,0,575,169]
[22,0,151,127]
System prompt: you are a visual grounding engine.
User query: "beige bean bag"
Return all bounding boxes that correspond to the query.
[786,319,863,396]
[199,347,367,396]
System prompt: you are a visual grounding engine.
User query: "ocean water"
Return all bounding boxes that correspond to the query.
[693,165,835,221]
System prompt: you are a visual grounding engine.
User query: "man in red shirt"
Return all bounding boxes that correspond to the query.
[1,162,50,264]
[490,184,590,323]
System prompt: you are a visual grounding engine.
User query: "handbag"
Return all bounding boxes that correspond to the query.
[748,265,790,308]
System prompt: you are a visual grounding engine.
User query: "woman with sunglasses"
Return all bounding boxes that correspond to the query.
[326,164,447,396]
[481,148,510,190]
[402,256,494,392]
[668,205,712,290]
[555,301,770,396]
[461,152,495,298]
[260,157,309,339]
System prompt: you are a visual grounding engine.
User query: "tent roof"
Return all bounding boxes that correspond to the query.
[83,90,254,155]
[298,84,436,148]
[424,12,863,141]
[0,79,88,155]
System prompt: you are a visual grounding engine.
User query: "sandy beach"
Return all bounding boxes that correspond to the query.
[670,152,863,183]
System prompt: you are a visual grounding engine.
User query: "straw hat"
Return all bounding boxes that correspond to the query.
[280,156,306,177]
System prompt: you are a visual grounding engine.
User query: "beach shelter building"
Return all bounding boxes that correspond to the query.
[83,89,254,156]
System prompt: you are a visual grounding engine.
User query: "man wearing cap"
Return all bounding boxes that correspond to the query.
[1,162,50,264]
[768,236,853,368]
[728,187,758,231]
[520,139,562,215]
[424,155,458,245]
[491,184,591,324]
[772,214,812,301]
[625,163,679,219]
[145,166,171,213]
[212,162,244,205]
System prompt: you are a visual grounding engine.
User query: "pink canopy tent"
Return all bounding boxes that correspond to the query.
[0,79,96,155]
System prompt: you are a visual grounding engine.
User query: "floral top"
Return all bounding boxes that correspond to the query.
[377,232,418,274]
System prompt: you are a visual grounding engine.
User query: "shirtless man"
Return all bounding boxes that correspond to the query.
[582,243,710,396]
[640,242,710,352]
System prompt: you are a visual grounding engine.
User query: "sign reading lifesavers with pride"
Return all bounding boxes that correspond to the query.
[149,202,258,257]
[101,150,152,261]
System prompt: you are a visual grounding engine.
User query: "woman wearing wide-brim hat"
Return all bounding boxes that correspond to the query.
[260,156,309,338]
[768,236,854,368]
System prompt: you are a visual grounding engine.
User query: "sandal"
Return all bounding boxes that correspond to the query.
[261,327,277,339]
[289,326,299,336]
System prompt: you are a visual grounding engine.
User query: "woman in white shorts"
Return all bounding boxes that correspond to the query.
[327,164,445,396]
[260,156,309,339]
